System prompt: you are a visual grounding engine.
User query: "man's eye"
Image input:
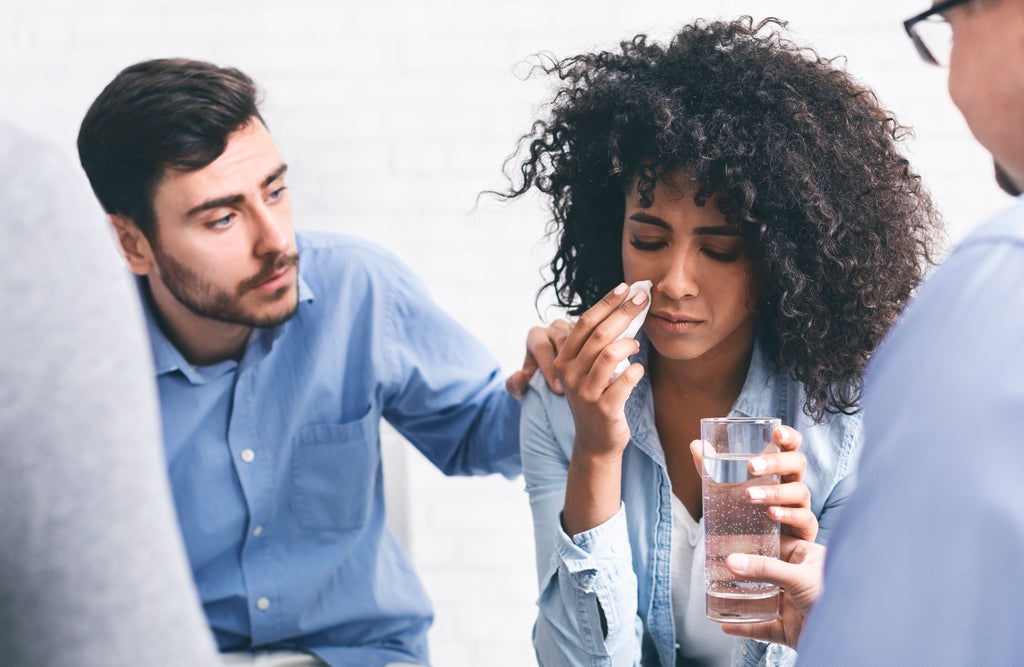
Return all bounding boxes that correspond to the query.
[268,186,287,202]
[206,214,234,229]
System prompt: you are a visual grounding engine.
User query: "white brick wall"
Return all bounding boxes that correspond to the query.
[1,1,1013,665]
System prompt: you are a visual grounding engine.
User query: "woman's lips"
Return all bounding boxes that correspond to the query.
[649,311,703,333]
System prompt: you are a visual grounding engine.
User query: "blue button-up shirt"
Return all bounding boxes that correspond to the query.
[142,232,521,667]
[521,336,862,667]
[797,195,1024,665]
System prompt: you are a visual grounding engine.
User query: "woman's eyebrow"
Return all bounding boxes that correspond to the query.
[628,212,671,230]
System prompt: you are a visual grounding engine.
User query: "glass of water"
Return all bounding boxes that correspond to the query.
[701,417,782,623]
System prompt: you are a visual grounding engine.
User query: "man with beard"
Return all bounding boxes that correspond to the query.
[714,1,1024,665]
[76,58,561,667]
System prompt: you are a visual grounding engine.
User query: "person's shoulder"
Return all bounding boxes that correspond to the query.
[0,122,102,225]
[521,372,576,458]
[956,196,1024,246]
[297,231,409,270]
[897,198,1024,333]
[296,231,423,294]
[863,199,1024,439]
[938,197,1024,280]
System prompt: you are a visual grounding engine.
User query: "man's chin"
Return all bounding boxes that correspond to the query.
[253,299,300,329]
[237,287,300,328]
[995,160,1023,197]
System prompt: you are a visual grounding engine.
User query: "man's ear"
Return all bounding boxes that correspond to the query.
[109,214,154,276]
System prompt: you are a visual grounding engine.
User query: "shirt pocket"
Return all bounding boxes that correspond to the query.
[290,405,380,532]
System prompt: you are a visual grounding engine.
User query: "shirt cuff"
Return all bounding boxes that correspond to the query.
[554,503,633,587]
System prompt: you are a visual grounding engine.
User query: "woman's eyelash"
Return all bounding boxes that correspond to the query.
[702,248,740,262]
[629,237,665,250]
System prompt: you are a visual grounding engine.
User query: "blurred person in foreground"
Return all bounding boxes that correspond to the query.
[0,121,220,666]
[76,58,565,667]
[720,1,1024,664]
[505,17,939,667]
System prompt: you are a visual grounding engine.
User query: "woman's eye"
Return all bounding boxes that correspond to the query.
[629,237,666,251]
[701,247,740,262]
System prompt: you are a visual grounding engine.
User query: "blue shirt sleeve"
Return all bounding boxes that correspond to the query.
[377,250,521,479]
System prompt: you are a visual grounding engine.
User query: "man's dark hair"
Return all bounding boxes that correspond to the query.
[505,17,942,420]
[77,58,264,240]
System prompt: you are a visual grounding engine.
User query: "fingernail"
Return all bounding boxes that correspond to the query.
[727,553,749,573]
[770,506,786,519]
[750,457,767,473]
[747,487,766,500]
[632,290,648,305]
[775,428,788,443]
[613,283,628,295]
[553,378,564,393]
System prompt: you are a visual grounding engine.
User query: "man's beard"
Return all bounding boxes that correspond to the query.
[995,160,1023,197]
[153,248,300,328]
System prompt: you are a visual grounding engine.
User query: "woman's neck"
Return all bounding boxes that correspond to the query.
[648,336,755,410]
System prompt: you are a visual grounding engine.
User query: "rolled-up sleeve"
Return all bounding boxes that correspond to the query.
[521,378,643,666]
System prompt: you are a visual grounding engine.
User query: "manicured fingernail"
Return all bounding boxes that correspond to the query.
[775,428,788,443]
[770,506,786,519]
[632,290,648,305]
[747,487,767,500]
[750,457,767,473]
[613,283,628,295]
[727,553,749,573]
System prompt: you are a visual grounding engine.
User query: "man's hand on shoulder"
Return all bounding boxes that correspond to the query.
[506,319,572,400]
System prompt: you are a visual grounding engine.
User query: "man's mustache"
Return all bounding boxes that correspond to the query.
[238,252,300,294]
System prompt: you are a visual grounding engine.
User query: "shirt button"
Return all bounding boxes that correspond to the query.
[241,449,255,463]
[256,597,270,611]
[252,525,263,537]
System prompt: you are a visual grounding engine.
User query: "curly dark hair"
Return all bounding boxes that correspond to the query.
[505,17,941,420]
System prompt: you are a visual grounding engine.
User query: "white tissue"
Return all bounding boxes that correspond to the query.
[610,280,652,382]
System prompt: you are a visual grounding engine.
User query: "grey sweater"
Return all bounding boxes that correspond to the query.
[0,122,220,666]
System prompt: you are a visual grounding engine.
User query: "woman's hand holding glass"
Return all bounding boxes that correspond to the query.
[557,283,649,536]
[691,425,819,645]
[690,425,818,542]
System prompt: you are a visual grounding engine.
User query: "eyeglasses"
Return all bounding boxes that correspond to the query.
[903,0,969,66]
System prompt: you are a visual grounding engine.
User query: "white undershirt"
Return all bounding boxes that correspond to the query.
[670,492,736,667]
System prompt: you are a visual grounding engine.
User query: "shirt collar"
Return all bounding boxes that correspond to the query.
[730,339,781,418]
[136,272,315,385]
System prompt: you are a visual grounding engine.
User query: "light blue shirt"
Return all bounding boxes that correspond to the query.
[142,232,521,667]
[521,336,862,667]
[798,195,1024,665]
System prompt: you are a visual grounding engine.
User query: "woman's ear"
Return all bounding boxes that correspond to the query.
[108,214,155,275]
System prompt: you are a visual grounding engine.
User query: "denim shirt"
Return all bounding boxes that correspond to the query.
[521,335,862,667]
[143,232,521,667]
